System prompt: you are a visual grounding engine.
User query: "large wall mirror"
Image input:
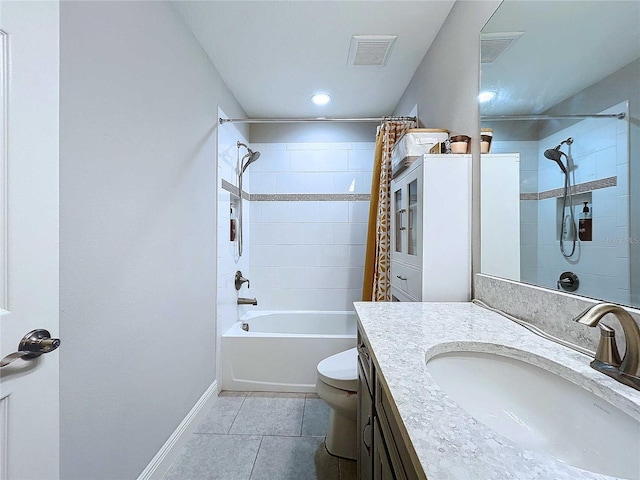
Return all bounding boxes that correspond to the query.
[480,1,640,308]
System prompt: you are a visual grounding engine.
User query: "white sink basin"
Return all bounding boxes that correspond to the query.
[426,350,640,479]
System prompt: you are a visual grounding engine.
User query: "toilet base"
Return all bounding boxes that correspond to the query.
[325,410,357,460]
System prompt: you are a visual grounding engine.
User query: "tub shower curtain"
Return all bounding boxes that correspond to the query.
[362,119,417,301]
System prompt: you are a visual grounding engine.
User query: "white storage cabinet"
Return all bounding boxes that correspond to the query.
[390,154,471,302]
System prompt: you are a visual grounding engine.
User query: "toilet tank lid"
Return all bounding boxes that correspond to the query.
[317,347,358,387]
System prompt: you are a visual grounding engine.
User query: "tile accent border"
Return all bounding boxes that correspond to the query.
[221,179,249,200]
[520,193,538,201]
[220,180,370,202]
[474,273,640,353]
[251,193,370,202]
[520,176,617,201]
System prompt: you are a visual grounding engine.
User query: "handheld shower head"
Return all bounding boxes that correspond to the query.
[237,141,261,174]
[241,150,261,174]
[235,141,261,258]
[544,148,568,174]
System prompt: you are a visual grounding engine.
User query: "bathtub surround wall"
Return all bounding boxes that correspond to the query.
[248,141,375,310]
[216,113,251,382]
[60,3,246,479]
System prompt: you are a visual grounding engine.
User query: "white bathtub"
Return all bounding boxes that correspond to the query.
[221,310,357,393]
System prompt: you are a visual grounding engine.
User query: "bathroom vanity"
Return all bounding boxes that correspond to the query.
[357,326,422,480]
[354,301,640,480]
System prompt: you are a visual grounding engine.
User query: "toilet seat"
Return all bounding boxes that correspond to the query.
[317,347,358,391]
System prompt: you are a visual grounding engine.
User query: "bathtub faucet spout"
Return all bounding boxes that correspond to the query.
[238,297,257,306]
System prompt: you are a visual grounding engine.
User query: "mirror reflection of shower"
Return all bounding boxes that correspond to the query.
[236,141,261,257]
[544,137,577,258]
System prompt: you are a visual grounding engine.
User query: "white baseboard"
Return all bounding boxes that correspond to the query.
[137,380,219,480]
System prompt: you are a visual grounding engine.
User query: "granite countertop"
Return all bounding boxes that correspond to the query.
[354,301,640,480]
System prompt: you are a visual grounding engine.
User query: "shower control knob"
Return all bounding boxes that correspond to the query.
[557,271,579,292]
[235,271,250,290]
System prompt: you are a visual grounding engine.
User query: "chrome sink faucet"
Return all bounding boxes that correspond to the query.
[574,303,640,391]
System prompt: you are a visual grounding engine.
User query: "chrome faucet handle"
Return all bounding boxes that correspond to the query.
[594,323,622,367]
[235,270,250,290]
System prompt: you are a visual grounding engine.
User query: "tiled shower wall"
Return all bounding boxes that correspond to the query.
[536,103,630,305]
[248,142,375,310]
[489,102,630,304]
[217,112,251,380]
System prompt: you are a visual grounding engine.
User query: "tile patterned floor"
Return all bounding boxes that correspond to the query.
[164,392,357,480]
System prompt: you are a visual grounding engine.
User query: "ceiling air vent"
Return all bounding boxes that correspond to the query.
[481,32,524,64]
[348,35,398,67]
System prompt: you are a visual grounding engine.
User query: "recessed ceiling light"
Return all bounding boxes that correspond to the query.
[311,93,331,106]
[478,91,497,103]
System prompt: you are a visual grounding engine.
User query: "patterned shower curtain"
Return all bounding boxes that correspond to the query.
[362,120,417,301]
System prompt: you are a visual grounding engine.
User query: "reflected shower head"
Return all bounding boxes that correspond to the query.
[544,147,568,174]
[544,137,573,175]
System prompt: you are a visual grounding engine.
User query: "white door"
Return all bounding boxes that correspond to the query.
[0,2,60,479]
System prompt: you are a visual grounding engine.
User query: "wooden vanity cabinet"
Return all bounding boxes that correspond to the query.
[357,326,423,480]
[374,379,421,480]
[373,417,395,479]
[357,330,373,480]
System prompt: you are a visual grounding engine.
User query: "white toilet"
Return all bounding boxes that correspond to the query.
[316,347,358,460]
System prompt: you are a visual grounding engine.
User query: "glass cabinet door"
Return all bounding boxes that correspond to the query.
[391,161,422,268]
[393,187,404,254]
[408,179,418,256]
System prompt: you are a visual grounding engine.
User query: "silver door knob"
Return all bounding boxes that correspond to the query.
[0,329,61,368]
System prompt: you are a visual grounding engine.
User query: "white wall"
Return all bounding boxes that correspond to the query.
[250,122,376,143]
[59,2,245,479]
[248,141,375,310]
[393,0,502,281]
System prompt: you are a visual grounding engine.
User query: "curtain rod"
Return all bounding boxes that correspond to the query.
[219,116,416,124]
[481,112,626,121]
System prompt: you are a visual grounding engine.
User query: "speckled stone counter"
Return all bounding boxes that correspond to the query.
[354,301,640,480]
